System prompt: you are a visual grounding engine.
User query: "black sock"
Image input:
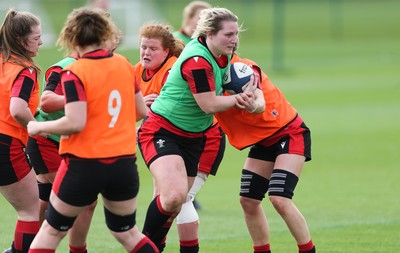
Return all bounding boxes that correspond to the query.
[142,196,172,247]
[151,220,173,252]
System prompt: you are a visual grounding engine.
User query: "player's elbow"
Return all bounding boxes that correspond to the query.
[40,92,64,113]
[9,110,27,127]
[9,108,21,120]
[198,102,220,114]
[69,123,85,134]
[201,107,216,114]
[40,101,52,113]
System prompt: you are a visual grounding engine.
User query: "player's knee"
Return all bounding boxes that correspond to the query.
[162,190,187,211]
[240,196,261,214]
[104,207,136,232]
[240,169,269,201]
[38,182,52,202]
[46,202,77,231]
[176,201,199,224]
[268,169,299,212]
[269,195,292,216]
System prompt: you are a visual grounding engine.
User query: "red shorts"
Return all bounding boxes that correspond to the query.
[249,115,312,162]
[198,123,226,176]
[25,136,61,175]
[0,134,32,186]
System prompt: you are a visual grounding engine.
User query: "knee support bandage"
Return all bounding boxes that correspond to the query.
[268,169,299,199]
[46,202,76,231]
[104,207,136,232]
[176,200,199,224]
[240,169,269,201]
[38,182,52,202]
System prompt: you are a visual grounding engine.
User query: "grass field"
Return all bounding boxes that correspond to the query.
[1,0,400,252]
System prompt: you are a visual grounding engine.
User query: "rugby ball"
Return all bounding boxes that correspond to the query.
[222,62,254,94]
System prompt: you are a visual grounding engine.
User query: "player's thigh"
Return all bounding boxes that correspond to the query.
[150,154,188,194]
[274,153,305,177]
[49,190,84,217]
[36,171,57,184]
[103,197,137,216]
[1,169,38,213]
[244,157,274,179]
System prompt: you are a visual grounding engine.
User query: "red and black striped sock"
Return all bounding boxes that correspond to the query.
[14,220,40,252]
[130,237,158,253]
[180,239,199,253]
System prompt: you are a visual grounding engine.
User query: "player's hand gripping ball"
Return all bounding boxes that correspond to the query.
[222,62,254,94]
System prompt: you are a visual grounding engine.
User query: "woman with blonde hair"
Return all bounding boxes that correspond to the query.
[138,7,261,253]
